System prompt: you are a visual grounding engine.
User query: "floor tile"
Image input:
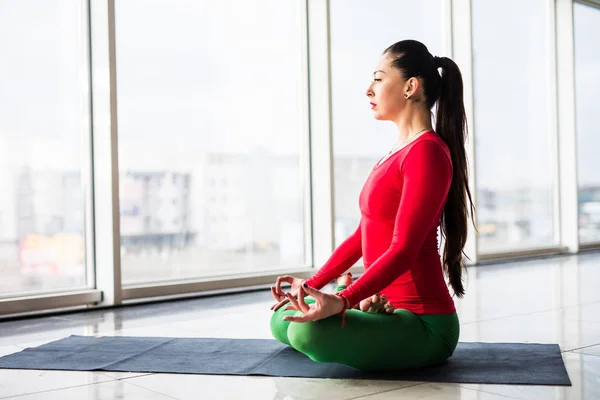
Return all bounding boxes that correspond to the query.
[0,327,92,348]
[571,344,600,357]
[458,309,600,352]
[102,325,194,338]
[166,308,274,339]
[454,255,599,324]
[458,352,600,400]
[59,291,276,333]
[557,302,600,324]
[0,317,74,340]
[125,373,419,400]
[358,382,517,399]
[14,339,59,350]
[98,371,155,380]
[0,369,113,399]
[0,346,21,358]
[1,379,175,400]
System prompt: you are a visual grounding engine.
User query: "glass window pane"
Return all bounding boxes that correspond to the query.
[116,0,308,284]
[472,0,557,253]
[0,1,90,296]
[330,0,444,248]
[574,2,600,243]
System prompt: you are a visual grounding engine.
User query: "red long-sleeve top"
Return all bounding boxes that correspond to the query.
[305,131,456,315]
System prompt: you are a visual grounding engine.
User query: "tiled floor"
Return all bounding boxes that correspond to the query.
[1,252,600,399]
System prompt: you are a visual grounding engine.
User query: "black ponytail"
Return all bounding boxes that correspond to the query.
[435,56,475,298]
[384,40,475,298]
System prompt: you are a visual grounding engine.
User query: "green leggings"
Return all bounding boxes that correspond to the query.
[270,285,460,371]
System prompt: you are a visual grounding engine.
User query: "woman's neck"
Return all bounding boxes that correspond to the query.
[393,108,433,144]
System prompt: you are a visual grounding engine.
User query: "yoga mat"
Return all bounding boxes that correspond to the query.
[0,335,571,386]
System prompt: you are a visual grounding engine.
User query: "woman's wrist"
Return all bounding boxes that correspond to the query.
[335,292,350,310]
[334,292,350,328]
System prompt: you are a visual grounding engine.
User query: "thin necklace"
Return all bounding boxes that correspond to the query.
[377,128,431,167]
[387,128,431,155]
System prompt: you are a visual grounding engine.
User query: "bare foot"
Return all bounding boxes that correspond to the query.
[359,293,395,314]
[336,273,361,309]
[336,272,353,287]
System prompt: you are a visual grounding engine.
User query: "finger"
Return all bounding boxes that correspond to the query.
[284,304,298,311]
[274,278,284,295]
[286,292,305,313]
[270,287,286,308]
[292,290,310,314]
[297,285,310,312]
[283,315,307,323]
[271,298,290,311]
[283,309,320,323]
[271,299,286,311]
[275,276,293,295]
[270,286,283,302]
[301,283,323,299]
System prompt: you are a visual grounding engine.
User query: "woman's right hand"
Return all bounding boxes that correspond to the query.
[270,275,306,311]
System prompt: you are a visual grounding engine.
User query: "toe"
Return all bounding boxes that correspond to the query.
[360,298,371,312]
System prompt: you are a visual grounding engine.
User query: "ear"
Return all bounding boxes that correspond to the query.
[404,77,420,97]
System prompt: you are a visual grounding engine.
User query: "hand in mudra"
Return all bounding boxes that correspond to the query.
[270,275,306,311]
[282,284,345,323]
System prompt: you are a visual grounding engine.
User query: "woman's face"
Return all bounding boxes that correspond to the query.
[366,55,407,121]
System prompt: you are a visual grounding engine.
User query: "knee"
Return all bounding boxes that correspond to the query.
[270,308,292,346]
[287,318,327,362]
[270,298,319,347]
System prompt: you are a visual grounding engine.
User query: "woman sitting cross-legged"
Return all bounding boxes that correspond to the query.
[269,39,475,372]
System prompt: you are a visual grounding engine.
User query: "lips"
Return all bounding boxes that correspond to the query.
[370,102,376,107]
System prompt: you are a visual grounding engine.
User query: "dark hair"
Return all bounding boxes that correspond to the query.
[383,40,475,298]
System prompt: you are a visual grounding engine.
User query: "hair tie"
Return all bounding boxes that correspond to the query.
[433,56,442,68]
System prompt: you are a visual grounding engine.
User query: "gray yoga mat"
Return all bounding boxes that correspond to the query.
[0,335,571,386]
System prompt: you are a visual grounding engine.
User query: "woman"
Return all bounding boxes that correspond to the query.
[270,40,475,371]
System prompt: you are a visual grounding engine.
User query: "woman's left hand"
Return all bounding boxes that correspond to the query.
[283,284,346,323]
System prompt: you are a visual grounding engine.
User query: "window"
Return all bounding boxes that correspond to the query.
[330,0,445,247]
[574,2,600,243]
[0,1,90,296]
[472,0,557,253]
[116,0,308,283]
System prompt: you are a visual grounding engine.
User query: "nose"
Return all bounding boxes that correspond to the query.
[366,84,374,98]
